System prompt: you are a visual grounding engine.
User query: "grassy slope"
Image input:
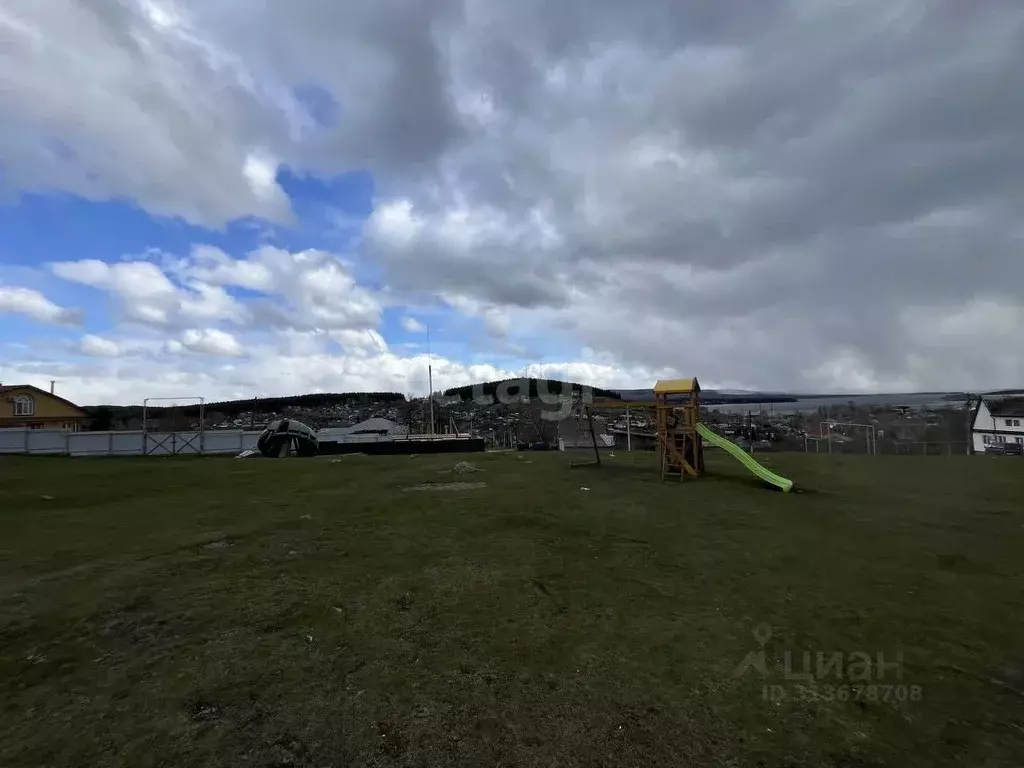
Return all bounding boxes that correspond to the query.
[1,451,1022,767]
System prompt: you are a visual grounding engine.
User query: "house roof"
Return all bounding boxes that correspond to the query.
[985,397,1024,418]
[340,417,408,435]
[0,384,88,416]
[653,377,700,395]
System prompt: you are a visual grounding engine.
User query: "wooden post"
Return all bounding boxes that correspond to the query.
[964,393,973,455]
[587,407,601,466]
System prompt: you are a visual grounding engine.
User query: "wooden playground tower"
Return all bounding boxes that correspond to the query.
[654,378,705,481]
[570,376,794,491]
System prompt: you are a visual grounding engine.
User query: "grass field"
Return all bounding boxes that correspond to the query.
[2,450,1023,766]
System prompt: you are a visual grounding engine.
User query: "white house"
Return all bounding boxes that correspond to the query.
[972,398,1024,453]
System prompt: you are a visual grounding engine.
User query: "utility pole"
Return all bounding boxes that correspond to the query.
[427,325,434,436]
[626,404,632,452]
[965,393,974,455]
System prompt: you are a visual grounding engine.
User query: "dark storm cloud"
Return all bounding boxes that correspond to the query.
[197,0,469,173]
[411,0,1021,389]
[3,0,1023,389]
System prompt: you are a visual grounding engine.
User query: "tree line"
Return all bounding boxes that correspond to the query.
[85,391,406,429]
[82,381,628,430]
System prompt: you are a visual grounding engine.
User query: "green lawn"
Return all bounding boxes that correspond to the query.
[1,450,1023,767]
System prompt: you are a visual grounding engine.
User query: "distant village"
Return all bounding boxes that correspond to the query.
[84,379,1024,457]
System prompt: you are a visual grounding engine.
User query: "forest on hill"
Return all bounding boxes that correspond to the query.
[82,381,622,430]
[85,392,406,429]
[443,377,621,403]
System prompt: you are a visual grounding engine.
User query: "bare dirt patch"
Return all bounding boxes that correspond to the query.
[402,482,488,492]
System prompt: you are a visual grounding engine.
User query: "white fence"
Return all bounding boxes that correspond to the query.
[0,428,262,457]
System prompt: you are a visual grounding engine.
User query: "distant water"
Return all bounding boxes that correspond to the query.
[611,389,971,414]
[705,392,966,415]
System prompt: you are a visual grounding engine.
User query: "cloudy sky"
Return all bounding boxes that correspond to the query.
[1,0,1022,405]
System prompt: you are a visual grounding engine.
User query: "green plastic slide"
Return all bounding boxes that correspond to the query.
[695,422,794,492]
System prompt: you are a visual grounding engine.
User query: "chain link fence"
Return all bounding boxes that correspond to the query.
[701,403,978,456]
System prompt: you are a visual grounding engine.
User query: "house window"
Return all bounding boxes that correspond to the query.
[997,435,1007,444]
[983,434,992,444]
[13,395,34,416]
[1006,419,1014,427]
[1014,419,1021,427]
[1017,437,1024,445]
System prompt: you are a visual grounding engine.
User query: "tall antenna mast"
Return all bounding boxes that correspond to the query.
[427,325,435,436]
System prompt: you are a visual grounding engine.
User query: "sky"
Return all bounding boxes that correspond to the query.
[1,0,1022,405]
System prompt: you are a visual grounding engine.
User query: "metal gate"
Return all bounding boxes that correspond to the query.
[142,397,206,455]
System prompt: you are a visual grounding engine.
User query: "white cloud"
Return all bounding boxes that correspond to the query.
[48,259,112,287]
[0,0,294,226]
[53,259,246,327]
[51,249,377,330]
[400,316,426,333]
[51,259,181,325]
[79,334,121,357]
[442,294,510,338]
[365,198,566,308]
[0,319,682,405]
[187,245,274,292]
[77,333,170,359]
[242,150,285,204]
[330,328,389,356]
[178,281,248,324]
[368,199,423,247]
[179,328,245,357]
[0,285,81,325]
[183,245,381,330]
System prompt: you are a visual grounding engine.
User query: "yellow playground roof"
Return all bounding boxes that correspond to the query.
[653,377,700,395]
